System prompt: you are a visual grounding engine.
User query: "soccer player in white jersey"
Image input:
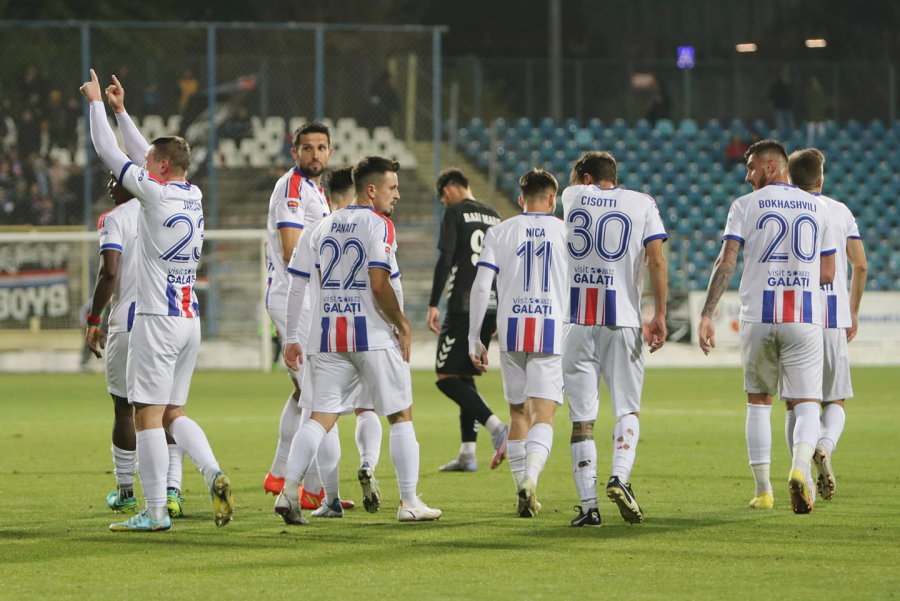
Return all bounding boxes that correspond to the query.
[274,156,441,524]
[81,69,234,531]
[281,167,383,519]
[88,174,189,520]
[787,148,867,501]
[560,151,668,527]
[697,139,836,515]
[469,168,568,518]
[263,122,334,511]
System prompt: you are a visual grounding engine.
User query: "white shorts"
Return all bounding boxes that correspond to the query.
[266,299,309,382]
[499,351,564,405]
[105,331,129,398]
[562,323,644,420]
[739,321,823,400]
[127,314,200,406]
[299,354,373,415]
[823,328,853,402]
[311,346,411,416]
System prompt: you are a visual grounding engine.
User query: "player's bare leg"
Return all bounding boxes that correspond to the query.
[746,393,775,509]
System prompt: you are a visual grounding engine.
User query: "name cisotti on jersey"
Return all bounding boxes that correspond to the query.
[118,162,205,318]
[291,205,402,353]
[266,167,330,307]
[477,213,568,353]
[97,198,140,332]
[561,185,667,327]
[723,183,836,325]
[815,194,860,329]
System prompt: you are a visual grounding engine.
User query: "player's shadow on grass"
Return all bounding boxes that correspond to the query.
[516,515,732,539]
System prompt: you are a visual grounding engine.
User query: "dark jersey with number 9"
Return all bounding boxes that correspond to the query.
[438,199,502,314]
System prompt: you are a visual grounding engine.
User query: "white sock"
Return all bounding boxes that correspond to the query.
[508,439,526,487]
[270,395,303,478]
[304,463,322,496]
[317,424,342,504]
[136,429,168,519]
[611,414,640,482]
[111,444,136,488]
[746,404,772,495]
[819,404,846,455]
[459,442,476,459]
[390,421,420,507]
[285,420,327,493]
[168,416,220,489]
[784,408,796,457]
[355,411,382,469]
[570,440,598,508]
[166,444,184,491]
[523,423,553,486]
[791,402,820,473]
[486,414,504,435]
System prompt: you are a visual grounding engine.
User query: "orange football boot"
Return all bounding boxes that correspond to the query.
[263,472,285,496]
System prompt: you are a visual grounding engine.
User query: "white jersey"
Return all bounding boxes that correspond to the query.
[723,182,836,325]
[266,167,329,308]
[118,162,204,318]
[816,194,861,329]
[561,185,667,328]
[477,213,568,354]
[291,205,402,353]
[288,215,405,356]
[97,198,140,332]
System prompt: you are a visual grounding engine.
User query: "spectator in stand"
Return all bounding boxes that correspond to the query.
[769,67,795,134]
[178,70,199,112]
[46,90,70,151]
[725,134,749,164]
[646,82,672,124]
[222,106,254,142]
[17,110,42,158]
[805,76,830,146]
[362,70,399,129]
[21,66,46,107]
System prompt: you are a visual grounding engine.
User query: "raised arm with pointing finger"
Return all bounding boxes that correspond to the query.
[105,74,151,163]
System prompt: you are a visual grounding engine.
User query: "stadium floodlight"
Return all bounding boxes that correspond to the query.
[735,43,757,53]
[805,39,827,48]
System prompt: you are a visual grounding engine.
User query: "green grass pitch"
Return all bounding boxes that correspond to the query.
[1,367,898,600]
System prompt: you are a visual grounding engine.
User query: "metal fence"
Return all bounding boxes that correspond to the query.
[0,20,444,339]
[445,57,899,126]
[0,20,444,231]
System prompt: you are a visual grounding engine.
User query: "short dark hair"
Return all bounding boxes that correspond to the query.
[326,167,354,196]
[150,136,191,173]
[352,156,400,195]
[744,138,788,165]
[435,168,469,196]
[572,151,617,185]
[293,121,331,148]
[788,148,825,191]
[519,168,558,199]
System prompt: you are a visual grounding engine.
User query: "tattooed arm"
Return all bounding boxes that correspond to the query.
[697,239,741,355]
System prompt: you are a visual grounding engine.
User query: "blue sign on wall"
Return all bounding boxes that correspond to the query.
[677,46,695,69]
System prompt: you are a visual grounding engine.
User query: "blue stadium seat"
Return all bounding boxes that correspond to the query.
[679,119,699,137]
[634,119,653,139]
[588,118,604,137]
[655,119,675,138]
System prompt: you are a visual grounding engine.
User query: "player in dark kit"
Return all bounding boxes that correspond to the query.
[428,168,509,472]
